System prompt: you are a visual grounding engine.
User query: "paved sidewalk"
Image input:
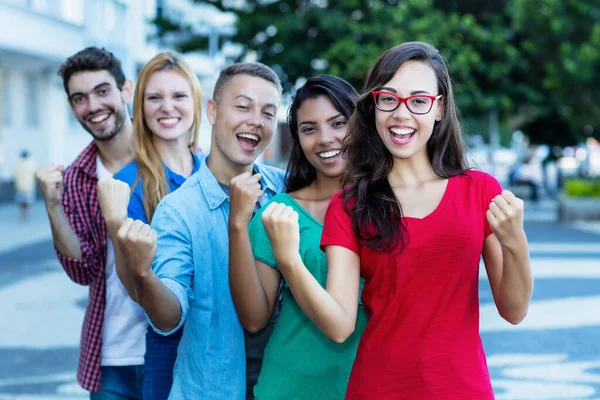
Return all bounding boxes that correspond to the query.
[0,202,52,255]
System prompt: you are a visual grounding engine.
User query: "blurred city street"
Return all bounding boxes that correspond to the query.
[0,198,598,399]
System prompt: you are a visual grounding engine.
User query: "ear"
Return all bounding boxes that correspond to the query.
[121,80,134,104]
[207,99,217,126]
[435,97,444,122]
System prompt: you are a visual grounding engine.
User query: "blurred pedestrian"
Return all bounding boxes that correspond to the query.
[13,149,37,221]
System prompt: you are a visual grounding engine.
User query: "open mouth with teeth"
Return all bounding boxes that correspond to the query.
[317,149,342,159]
[236,133,261,151]
[159,117,180,127]
[89,113,111,126]
[390,127,416,144]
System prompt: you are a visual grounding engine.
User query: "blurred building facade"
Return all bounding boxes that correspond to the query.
[0,0,240,201]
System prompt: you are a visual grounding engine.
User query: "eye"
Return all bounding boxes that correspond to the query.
[236,105,249,110]
[146,96,160,101]
[72,96,83,104]
[381,95,397,103]
[263,111,275,118]
[175,94,187,99]
[98,87,110,96]
[332,120,347,128]
[411,97,427,105]
[300,126,316,134]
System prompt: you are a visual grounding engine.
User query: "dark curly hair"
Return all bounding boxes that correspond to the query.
[57,47,126,95]
[342,41,469,252]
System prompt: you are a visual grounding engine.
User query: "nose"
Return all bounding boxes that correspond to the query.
[317,125,335,145]
[161,98,175,112]
[392,100,411,120]
[87,95,102,113]
[247,110,265,128]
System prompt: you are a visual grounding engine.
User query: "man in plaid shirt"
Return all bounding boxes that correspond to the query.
[36,47,145,399]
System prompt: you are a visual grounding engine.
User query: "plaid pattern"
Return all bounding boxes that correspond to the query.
[55,142,107,392]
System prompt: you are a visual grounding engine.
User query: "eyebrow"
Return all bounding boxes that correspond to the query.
[299,114,345,126]
[379,87,431,95]
[235,94,277,109]
[69,82,111,100]
[144,90,189,97]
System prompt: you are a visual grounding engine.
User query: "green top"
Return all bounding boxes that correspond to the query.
[249,193,368,400]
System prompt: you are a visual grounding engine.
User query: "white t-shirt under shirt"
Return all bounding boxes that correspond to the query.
[97,156,146,366]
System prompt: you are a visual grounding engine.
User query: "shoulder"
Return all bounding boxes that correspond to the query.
[256,163,286,191]
[159,174,203,213]
[114,162,140,186]
[458,169,500,187]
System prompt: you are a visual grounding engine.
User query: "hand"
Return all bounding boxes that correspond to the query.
[261,202,301,268]
[36,164,64,208]
[98,178,131,230]
[117,218,157,279]
[229,172,263,228]
[486,190,526,247]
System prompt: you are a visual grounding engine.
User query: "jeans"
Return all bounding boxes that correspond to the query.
[143,324,184,400]
[90,366,143,400]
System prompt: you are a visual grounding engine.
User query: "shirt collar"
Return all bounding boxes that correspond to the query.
[196,157,281,210]
[71,142,99,179]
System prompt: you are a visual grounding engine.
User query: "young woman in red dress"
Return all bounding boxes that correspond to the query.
[259,41,533,399]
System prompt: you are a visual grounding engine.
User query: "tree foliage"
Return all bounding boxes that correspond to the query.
[186,0,600,145]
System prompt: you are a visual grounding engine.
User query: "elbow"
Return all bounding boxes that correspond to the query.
[499,307,528,325]
[240,318,268,334]
[328,326,355,344]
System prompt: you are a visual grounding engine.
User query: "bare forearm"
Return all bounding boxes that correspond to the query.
[229,225,273,331]
[47,204,82,260]
[106,223,138,301]
[133,272,182,332]
[281,257,356,343]
[497,233,533,324]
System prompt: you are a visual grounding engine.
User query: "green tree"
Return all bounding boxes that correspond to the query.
[510,0,600,144]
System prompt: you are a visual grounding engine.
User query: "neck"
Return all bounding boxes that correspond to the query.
[96,119,134,174]
[309,172,342,200]
[153,136,193,178]
[206,150,252,186]
[388,151,437,187]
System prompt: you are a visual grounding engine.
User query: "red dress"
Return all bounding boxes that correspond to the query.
[321,170,502,400]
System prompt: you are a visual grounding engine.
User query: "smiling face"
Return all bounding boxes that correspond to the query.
[67,70,132,141]
[374,60,443,162]
[296,95,349,179]
[207,74,281,168]
[142,69,195,145]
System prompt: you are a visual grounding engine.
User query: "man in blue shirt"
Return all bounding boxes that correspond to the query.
[116,63,285,399]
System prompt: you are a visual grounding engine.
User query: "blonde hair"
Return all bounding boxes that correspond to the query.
[132,52,203,222]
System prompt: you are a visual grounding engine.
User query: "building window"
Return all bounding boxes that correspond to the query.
[2,69,10,127]
[25,72,40,128]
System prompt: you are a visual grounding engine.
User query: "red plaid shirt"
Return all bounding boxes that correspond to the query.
[55,142,108,392]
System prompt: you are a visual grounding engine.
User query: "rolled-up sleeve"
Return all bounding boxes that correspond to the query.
[149,201,195,335]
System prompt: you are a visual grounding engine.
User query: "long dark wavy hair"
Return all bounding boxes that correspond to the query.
[285,75,358,192]
[342,41,469,252]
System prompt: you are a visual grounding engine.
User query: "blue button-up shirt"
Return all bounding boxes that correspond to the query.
[114,152,203,223]
[149,156,285,399]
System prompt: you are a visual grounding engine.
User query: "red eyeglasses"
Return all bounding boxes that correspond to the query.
[372,91,443,114]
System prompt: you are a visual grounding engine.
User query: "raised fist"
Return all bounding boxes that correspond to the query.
[486,190,526,246]
[36,164,65,208]
[97,178,131,230]
[117,218,157,278]
[229,172,263,228]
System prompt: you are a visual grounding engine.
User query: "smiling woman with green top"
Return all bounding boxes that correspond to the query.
[228,75,367,399]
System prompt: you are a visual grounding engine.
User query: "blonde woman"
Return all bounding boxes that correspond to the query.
[98,51,203,400]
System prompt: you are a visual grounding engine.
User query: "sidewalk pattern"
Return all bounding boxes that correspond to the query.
[0,201,598,399]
